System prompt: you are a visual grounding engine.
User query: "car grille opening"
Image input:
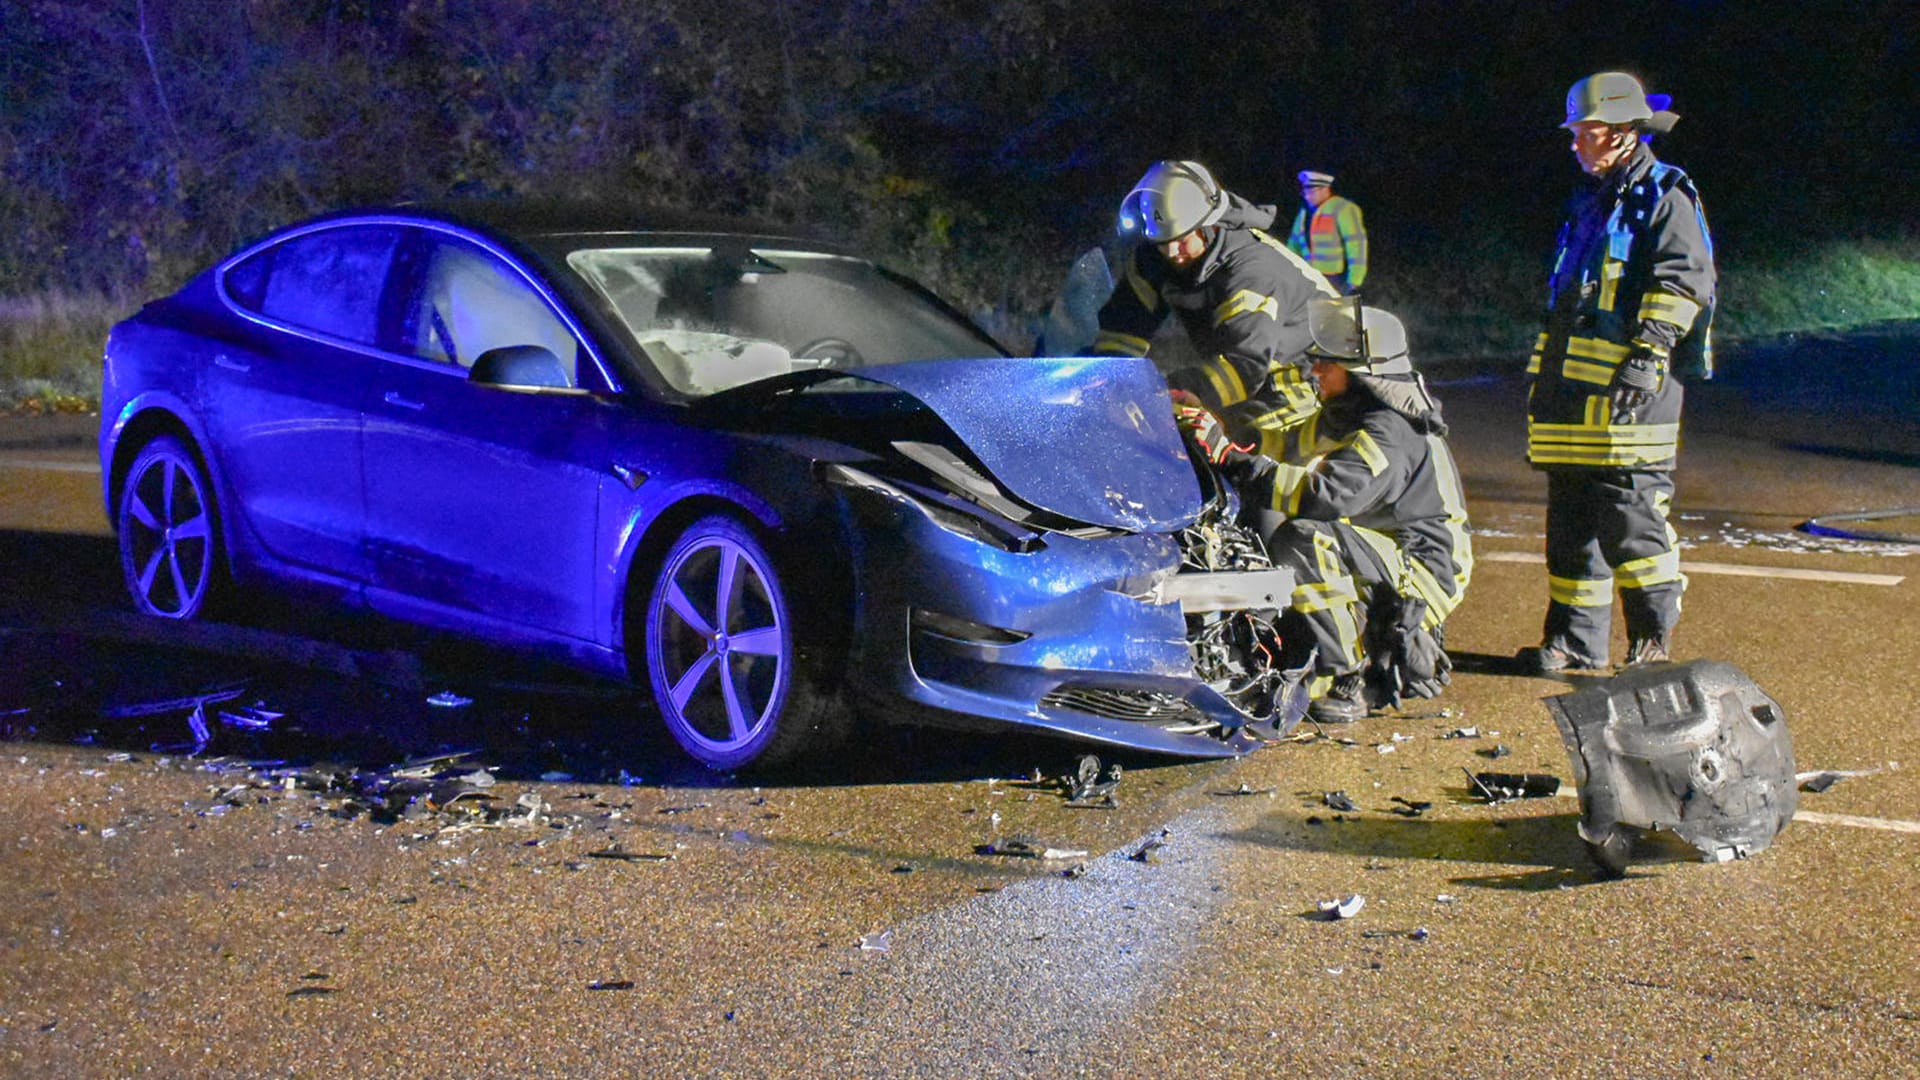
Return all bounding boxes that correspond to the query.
[1040,686,1204,725]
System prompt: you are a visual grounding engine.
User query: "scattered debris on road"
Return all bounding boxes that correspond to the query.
[1795,767,1882,793]
[976,836,1089,860]
[1317,894,1365,920]
[1466,770,1561,802]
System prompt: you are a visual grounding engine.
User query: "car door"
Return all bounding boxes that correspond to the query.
[359,228,606,642]
[207,223,399,581]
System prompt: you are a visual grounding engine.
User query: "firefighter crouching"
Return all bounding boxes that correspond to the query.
[1522,71,1717,673]
[1095,159,1341,454]
[1219,300,1474,723]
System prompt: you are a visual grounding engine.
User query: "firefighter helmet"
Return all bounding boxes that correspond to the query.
[1561,71,1654,129]
[1305,298,1412,376]
[1118,160,1228,242]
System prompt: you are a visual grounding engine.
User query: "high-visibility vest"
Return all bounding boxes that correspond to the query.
[1287,196,1368,287]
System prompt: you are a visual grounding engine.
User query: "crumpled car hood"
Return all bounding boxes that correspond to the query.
[853,356,1202,532]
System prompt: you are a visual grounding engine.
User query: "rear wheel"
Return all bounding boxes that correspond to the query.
[117,435,225,619]
[643,515,838,771]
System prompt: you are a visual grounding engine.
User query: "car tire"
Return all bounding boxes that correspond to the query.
[643,514,840,772]
[117,435,228,620]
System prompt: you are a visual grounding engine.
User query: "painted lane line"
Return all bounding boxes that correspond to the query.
[1476,549,1903,587]
[1792,811,1920,835]
[0,456,99,474]
[1555,791,1919,835]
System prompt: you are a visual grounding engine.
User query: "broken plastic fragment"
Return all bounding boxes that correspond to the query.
[859,930,893,952]
[1442,726,1479,740]
[1219,782,1277,797]
[1545,659,1797,876]
[426,691,473,708]
[976,837,1088,860]
[1317,895,1365,920]
[1467,770,1561,801]
[1795,767,1879,793]
[218,705,282,731]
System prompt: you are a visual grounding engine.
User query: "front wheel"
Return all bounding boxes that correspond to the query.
[117,435,226,619]
[643,515,839,771]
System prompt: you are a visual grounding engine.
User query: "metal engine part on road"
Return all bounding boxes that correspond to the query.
[1544,659,1798,876]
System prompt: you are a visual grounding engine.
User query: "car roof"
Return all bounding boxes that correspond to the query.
[320,199,848,253]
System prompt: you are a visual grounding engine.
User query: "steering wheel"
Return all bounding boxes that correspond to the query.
[796,337,862,369]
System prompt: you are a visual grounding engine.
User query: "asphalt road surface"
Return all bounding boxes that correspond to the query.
[2,328,1917,1077]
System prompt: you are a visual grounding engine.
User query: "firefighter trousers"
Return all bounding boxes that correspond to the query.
[1540,468,1686,663]
[1258,517,1432,698]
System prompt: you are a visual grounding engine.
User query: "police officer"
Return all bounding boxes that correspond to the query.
[1247,299,1474,722]
[1094,160,1341,454]
[1287,170,1369,295]
[1522,72,1716,672]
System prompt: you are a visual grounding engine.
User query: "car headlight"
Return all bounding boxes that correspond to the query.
[819,462,1043,552]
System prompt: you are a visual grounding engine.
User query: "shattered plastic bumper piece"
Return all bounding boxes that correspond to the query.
[1544,659,1797,876]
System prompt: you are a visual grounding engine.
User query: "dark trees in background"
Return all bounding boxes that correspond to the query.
[2,0,1913,313]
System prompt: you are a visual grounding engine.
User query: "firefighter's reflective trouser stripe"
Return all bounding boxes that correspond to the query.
[1541,469,1686,662]
[1524,370,1681,469]
[1261,517,1452,697]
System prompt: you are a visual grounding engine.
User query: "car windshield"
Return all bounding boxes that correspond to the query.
[566,246,1006,397]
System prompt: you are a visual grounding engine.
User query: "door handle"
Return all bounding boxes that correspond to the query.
[382,391,426,411]
[214,354,251,373]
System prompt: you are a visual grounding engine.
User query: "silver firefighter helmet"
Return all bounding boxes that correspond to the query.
[1305,297,1412,376]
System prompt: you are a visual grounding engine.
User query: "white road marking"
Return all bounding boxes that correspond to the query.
[1477,549,1903,587]
[0,456,98,474]
[1555,790,1919,834]
[1792,811,1920,835]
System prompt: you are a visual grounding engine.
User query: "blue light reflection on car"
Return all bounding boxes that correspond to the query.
[99,202,1277,771]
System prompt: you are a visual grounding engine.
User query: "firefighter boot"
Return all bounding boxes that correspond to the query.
[1307,673,1368,724]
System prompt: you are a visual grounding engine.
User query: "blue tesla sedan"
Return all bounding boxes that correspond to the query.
[99,203,1295,770]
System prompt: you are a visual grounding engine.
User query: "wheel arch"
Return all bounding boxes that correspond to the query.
[614,493,853,682]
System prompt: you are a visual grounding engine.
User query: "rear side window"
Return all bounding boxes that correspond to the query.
[224,225,402,346]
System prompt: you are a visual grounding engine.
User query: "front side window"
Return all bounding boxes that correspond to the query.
[566,247,1003,397]
[398,235,579,386]
[224,225,402,346]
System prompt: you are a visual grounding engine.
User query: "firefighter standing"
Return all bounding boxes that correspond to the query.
[1287,170,1368,295]
[1246,300,1474,722]
[1522,72,1716,672]
[1095,160,1341,454]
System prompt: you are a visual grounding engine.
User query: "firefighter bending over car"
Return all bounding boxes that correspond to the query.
[1094,160,1341,452]
[1521,71,1716,673]
[1230,300,1474,722]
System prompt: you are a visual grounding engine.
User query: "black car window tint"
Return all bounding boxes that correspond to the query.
[412,238,578,386]
[250,225,402,346]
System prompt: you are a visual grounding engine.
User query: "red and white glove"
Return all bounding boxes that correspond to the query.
[1174,404,1245,465]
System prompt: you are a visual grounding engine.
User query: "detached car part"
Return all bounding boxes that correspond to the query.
[1544,659,1796,876]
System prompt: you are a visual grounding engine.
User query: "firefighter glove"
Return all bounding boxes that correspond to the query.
[1609,346,1666,416]
[1174,404,1240,465]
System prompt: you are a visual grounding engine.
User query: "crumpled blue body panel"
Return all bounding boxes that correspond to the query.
[854,355,1202,532]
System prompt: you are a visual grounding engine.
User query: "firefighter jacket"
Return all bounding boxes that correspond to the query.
[1527,142,1716,472]
[1261,382,1474,624]
[1287,195,1368,291]
[1094,193,1340,454]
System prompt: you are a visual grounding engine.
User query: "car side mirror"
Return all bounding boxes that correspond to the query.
[470,344,570,389]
